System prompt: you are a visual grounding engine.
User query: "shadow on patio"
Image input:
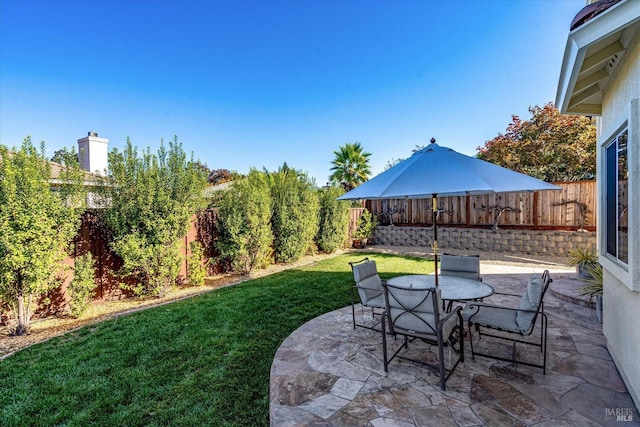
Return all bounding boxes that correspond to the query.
[270,265,639,426]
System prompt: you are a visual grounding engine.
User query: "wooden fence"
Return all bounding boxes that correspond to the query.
[29,210,222,320]
[3,182,597,322]
[364,181,596,231]
[349,207,365,236]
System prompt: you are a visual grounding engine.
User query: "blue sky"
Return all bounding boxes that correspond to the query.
[0,0,584,184]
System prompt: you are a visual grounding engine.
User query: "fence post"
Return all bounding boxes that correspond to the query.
[533,191,539,228]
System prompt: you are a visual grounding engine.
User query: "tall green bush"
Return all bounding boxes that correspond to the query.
[266,164,319,263]
[215,169,273,275]
[0,138,86,334]
[315,187,350,253]
[187,241,207,286]
[99,137,207,297]
[68,253,96,318]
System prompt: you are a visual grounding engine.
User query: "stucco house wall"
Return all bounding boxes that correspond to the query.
[598,27,640,409]
[556,0,640,410]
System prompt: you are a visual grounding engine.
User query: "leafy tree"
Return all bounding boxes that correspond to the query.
[315,186,350,253]
[384,145,425,170]
[266,164,319,263]
[208,168,243,185]
[329,142,372,192]
[51,146,79,166]
[192,160,211,177]
[0,137,86,335]
[214,169,273,275]
[477,103,596,182]
[189,165,243,186]
[208,168,232,185]
[99,137,207,297]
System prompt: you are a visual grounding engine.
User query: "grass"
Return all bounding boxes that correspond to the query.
[0,252,432,426]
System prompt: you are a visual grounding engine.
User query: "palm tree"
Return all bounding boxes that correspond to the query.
[329,142,372,192]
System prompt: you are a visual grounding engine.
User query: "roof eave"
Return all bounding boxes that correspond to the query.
[556,0,640,116]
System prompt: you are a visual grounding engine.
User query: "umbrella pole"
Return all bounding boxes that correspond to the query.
[432,195,438,287]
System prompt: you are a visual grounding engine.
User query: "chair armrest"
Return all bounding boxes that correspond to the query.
[352,284,383,293]
[440,305,462,324]
[492,291,521,298]
[466,302,539,322]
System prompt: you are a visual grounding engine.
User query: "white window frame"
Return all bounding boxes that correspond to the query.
[598,100,639,292]
[604,128,629,265]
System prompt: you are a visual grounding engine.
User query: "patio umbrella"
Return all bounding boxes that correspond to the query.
[338,138,561,285]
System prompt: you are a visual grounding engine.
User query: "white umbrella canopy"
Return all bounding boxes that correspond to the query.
[338,141,561,200]
[338,139,561,285]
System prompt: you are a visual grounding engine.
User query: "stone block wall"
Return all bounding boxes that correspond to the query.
[373,226,596,259]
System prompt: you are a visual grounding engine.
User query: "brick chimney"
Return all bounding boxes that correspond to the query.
[77,131,108,176]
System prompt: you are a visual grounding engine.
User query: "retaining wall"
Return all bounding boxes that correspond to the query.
[373,226,596,259]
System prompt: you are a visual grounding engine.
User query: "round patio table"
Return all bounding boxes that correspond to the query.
[386,275,494,302]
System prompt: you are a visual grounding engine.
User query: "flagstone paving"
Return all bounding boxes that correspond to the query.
[270,264,639,426]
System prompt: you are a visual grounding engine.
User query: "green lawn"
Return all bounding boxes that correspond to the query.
[0,252,432,427]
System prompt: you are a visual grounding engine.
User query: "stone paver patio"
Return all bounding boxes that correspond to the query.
[270,262,639,426]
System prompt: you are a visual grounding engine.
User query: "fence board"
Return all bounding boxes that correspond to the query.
[349,207,365,235]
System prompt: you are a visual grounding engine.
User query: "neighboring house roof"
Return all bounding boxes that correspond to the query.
[556,0,640,115]
[48,160,104,186]
[1,152,104,188]
[204,181,233,197]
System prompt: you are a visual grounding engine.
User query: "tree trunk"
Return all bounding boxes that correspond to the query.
[15,290,29,336]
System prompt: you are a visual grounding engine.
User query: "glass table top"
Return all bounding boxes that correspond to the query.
[386,275,495,301]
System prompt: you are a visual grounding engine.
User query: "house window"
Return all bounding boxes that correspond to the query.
[605,128,628,264]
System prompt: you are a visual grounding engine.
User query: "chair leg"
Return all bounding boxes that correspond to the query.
[382,314,388,373]
[437,333,446,391]
[542,314,547,374]
[468,323,473,360]
[459,323,464,363]
[461,328,465,363]
[351,288,357,329]
[352,304,357,330]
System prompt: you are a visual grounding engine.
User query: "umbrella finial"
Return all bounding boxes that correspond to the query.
[430,137,436,144]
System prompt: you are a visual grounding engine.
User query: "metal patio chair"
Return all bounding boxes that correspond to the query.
[440,253,481,281]
[464,270,552,373]
[382,282,464,391]
[441,253,482,311]
[349,258,386,331]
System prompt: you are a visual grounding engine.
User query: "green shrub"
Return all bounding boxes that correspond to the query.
[68,253,96,318]
[266,164,319,263]
[352,208,378,239]
[215,170,273,275]
[580,262,603,302]
[315,187,350,253]
[187,241,207,286]
[114,234,183,297]
[99,138,207,298]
